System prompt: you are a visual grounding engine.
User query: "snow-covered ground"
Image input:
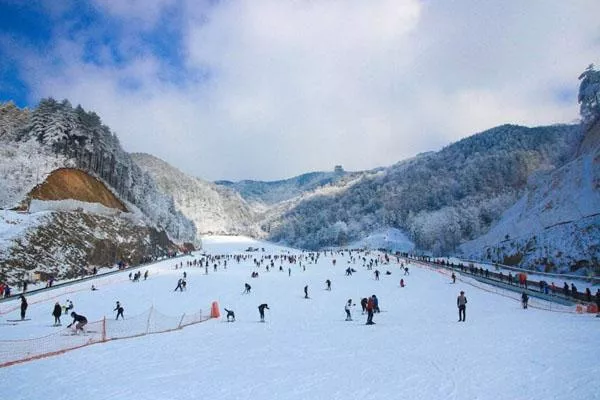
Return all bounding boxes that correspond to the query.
[0,236,598,400]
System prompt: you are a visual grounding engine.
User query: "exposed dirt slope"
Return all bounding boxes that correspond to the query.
[28,168,127,211]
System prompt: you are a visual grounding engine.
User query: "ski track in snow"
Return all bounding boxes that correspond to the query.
[0,236,598,400]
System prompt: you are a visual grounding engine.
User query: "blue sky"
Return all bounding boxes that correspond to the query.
[1,0,599,181]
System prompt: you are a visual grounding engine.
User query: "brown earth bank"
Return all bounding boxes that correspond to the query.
[27,168,127,211]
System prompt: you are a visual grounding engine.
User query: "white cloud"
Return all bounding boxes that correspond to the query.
[17,0,600,181]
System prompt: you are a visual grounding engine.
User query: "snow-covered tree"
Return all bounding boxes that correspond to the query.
[578,64,600,127]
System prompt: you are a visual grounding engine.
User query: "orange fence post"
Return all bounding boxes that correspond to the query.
[210,301,220,318]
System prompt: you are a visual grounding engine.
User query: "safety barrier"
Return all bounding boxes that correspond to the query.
[410,261,581,314]
[0,302,218,368]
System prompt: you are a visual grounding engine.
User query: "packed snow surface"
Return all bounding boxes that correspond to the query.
[1,236,598,400]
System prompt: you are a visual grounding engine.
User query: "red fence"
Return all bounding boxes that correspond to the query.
[0,305,215,368]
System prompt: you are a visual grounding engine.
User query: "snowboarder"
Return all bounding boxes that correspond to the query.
[67,312,88,333]
[52,302,62,325]
[304,285,309,299]
[244,283,251,294]
[344,299,354,321]
[325,279,331,291]
[366,296,375,325]
[521,292,529,309]
[114,301,124,320]
[457,291,467,322]
[20,294,27,320]
[258,303,269,321]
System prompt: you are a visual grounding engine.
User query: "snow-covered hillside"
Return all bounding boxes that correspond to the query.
[1,236,598,400]
[132,153,261,237]
[461,124,600,274]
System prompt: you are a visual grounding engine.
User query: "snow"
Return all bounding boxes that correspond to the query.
[348,228,415,253]
[1,236,598,400]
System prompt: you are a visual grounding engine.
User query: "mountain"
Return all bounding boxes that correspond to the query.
[266,124,583,252]
[131,153,260,237]
[215,167,360,205]
[0,100,196,284]
[460,119,600,274]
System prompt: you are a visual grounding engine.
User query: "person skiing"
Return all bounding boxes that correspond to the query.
[451,272,456,284]
[65,299,74,315]
[288,267,291,277]
[521,292,529,309]
[174,278,184,292]
[400,279,405,288]
[366,296,375,325]
[360,297,368,314]
[344,299,354,321]
[372,294,380,313]
[404,267,409,275]
[325,279,331,291]
[114,301,124,320]
[20,294,28,320]
[374,270,380,280]
[258,303,269,322]
[304,285,309,299]
[244,283,252,294]
[67,312,88,333]
[52,302,62,325]
[457,291,467,322]
[144,270,149,280]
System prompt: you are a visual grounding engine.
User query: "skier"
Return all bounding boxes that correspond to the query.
[400,279,405,288]
[144,270,149,280]
[360,297,368,314]
[52,302,62,325]
[325,279,331,291]
[451,272,456,284]
[20,294,28,320]
[366,296,375,325]
[374,270,380,280]
[457,291,467,322]
[174,278,184,292]
[372,294,380,313]
[64,299,74,315]
[114,301,124,320]
[244,283,251,294]
[258,303,269,322]
[344,299,354,321]
[521,292,529,309]
[404,267,409,275]
[304,285,309,299]
[288,267,291,277]
[67,312,88,333]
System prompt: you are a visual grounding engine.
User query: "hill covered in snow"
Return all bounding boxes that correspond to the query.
[131,153,260,236]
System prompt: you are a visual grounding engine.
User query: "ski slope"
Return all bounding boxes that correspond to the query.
[1,236,598,400]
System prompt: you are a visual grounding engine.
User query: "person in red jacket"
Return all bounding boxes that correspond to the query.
[366,296,375,325]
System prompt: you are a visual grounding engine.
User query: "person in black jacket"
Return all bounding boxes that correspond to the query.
[67,312,88,333]
[114,301,124,320]
[521,292,529,309]
[52,302,62,325]
[20,295,28,320]
[258,303,269,321]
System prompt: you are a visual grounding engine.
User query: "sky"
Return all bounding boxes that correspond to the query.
[0,1,599,181]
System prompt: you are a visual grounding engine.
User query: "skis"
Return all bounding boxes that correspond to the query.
[6,319,31,322]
